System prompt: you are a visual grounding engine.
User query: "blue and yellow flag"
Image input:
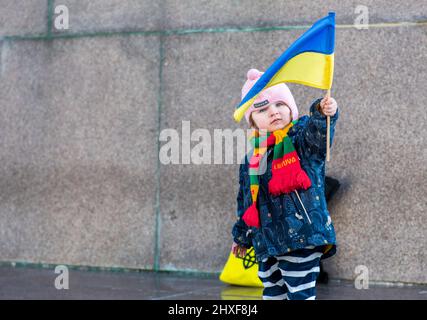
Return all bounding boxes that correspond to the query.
[234,12,336,123]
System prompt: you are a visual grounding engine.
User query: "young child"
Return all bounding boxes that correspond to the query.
[231,69,339,300]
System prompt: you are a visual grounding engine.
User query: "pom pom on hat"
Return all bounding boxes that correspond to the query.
[247,68,262,81]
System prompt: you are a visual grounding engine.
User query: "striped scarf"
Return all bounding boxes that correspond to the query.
[242,120,312,228]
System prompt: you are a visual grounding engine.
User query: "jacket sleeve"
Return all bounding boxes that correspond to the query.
[231,161,253,249]
[293,98,340,160]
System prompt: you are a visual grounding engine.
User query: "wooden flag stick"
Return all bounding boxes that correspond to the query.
[326,89,331,162]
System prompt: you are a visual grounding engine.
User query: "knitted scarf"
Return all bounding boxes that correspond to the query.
[242,120,312,228]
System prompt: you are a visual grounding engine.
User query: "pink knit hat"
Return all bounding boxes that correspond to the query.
[241,69,299,125]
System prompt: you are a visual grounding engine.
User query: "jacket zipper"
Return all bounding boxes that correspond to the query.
[258,175,312,225]
[294,190,312,224]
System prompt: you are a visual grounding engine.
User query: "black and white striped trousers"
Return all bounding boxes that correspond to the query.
[258,246,324,300]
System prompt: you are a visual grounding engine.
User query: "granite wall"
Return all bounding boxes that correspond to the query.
[0,1,426,284]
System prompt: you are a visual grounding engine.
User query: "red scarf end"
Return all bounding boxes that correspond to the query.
[242,202,260,228]
[268,169,312,195]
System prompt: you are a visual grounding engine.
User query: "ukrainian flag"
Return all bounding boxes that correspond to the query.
[234,12,336,123]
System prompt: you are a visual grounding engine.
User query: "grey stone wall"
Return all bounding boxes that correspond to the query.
[0,1,426,284]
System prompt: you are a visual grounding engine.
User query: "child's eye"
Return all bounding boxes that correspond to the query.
[258,109,267,113]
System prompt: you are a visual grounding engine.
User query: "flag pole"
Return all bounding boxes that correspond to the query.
[325,89,331,162]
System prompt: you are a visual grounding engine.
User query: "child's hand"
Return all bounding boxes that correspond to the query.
[231,241,247,258]
[319,96,338,116]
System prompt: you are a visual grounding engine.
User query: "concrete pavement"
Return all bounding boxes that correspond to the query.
[1,265,426,300]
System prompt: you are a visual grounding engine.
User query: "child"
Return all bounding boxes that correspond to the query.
[231,69,339,300]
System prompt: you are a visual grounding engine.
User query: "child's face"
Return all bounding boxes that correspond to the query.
[251,101,292,132]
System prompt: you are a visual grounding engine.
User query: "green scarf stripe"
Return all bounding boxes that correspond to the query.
[273,137,295,159]
[249,174,258,185]
[273,136,295,160]
[248,168,258,176]
[282,137,296,153]
[273,140,284,160]
[252,134,269,148]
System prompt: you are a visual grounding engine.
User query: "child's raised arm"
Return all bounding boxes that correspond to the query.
[291,96,339,160]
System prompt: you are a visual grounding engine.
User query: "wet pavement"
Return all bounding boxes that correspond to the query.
[0,265,426,300]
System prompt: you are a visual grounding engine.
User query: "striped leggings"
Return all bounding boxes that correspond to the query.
[258,247,324,300]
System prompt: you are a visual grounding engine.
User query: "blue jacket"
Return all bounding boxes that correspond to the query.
[232,98,339,262]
